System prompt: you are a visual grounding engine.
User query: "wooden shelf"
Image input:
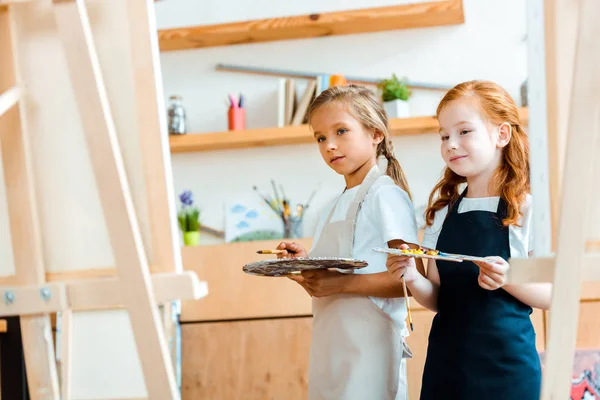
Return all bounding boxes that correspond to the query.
[158,0,465,52]
[169,108,529,154]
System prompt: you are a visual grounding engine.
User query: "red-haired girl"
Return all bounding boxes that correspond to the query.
[386,80,551,399]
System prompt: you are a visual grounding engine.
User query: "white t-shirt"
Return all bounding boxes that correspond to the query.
[310,175,419,336]
[421,194,534,257]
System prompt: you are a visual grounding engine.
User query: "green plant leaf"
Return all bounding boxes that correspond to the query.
[377,74,412,102]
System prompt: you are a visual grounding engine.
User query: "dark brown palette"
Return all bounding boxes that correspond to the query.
[243,257,368,277]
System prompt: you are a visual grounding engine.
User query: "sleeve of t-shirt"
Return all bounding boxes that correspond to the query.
[372,185,419,246]
[421,206,448,250]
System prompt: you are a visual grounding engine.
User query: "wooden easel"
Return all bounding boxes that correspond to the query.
[0,0,207,399]
[507,0,600,398]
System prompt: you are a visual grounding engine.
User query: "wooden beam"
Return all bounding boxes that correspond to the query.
[541,0,600,397]
[0,272,206,313]
[126,0,182,275]
[158,0,464,51]
[0,0,31,5]
[0,85,20,117]
[0,283,67,317]
[66,271,207,311]
[544,0,579,250]
[56,310,72,400]
[126,0,186,378]
[0,7,61,399]
[169,108,529,153]
[51,0,179,398]
[507,254,600,284]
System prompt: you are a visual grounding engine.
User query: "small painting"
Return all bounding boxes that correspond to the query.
[224,198,283,243]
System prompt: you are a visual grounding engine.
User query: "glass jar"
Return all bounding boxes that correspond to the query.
[168,95,186,135]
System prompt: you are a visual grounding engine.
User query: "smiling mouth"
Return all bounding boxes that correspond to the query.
[450,155,467,162]
[330,156,345,164]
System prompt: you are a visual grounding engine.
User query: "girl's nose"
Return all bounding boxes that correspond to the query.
[446,137,459,151]
[327,139,337,151]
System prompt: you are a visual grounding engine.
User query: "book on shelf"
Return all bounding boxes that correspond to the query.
[277,77,318,127]
[291,79,317,126]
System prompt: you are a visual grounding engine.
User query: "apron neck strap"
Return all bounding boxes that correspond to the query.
[345,165,383,221]
[452,186,510,220]
[321,165,384,226]
[450,187,469,214]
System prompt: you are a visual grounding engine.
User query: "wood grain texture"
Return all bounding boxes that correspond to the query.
[52,0,178,397]
[158,0,464,51]
[181,318,312,400]
[540,0,600,397]
[0,7,60,399]
[170,108,528,153]
[180,239,313,322]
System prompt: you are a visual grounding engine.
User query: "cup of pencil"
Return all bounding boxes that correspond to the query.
[253,180,318,239]
[228,93,245,131]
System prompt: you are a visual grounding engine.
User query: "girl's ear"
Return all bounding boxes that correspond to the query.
[372,129,385,145]
[497,122,512,148]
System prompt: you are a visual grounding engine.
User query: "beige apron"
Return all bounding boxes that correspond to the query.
[307,166,409,400]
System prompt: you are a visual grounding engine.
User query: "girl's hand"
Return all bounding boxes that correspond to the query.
[385,244,419,283]
[473,256,509,290]
[275,242,308,259]
[288,270,349,298]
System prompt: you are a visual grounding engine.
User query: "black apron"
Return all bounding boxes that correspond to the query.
[420,190,542,399]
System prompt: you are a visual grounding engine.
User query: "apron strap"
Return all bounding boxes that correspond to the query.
[321,165,384,227]
[345,165,383,221]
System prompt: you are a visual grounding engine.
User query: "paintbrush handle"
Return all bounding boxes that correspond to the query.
[402,277,414,331]
[256,249,285,254]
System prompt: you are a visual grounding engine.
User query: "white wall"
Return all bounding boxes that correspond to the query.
[0,0,527,397]
[156,0,528,244]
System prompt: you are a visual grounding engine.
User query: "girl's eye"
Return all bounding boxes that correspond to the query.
[316,136,325,143]
[337,128,347,135]
[460,130,471,135]
[441,135,449,141]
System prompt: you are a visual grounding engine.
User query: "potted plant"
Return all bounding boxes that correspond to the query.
[377,74,411,118]
[177,190,201,246]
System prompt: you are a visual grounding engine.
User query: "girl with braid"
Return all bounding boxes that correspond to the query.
[277,85,422,400]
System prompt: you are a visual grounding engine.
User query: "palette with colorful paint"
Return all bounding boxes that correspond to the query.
[372,247,488,263]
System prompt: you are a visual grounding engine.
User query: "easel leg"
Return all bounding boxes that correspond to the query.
[541,0,600,398]
[0,7,59,399]
[56,310,72,400]
[51,0,178,398]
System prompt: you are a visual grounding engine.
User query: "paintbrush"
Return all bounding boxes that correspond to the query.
[253,186,278,213]
[279,184,287,202]
[402,277,414,331]
[304,183,320,210]
[271,179,282,213]
[256,249,285,255]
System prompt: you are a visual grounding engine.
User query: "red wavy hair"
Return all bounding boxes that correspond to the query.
[425,80,530,227]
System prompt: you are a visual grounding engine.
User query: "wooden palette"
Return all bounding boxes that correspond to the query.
[372,247,488,263]
[242,257,368,277]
